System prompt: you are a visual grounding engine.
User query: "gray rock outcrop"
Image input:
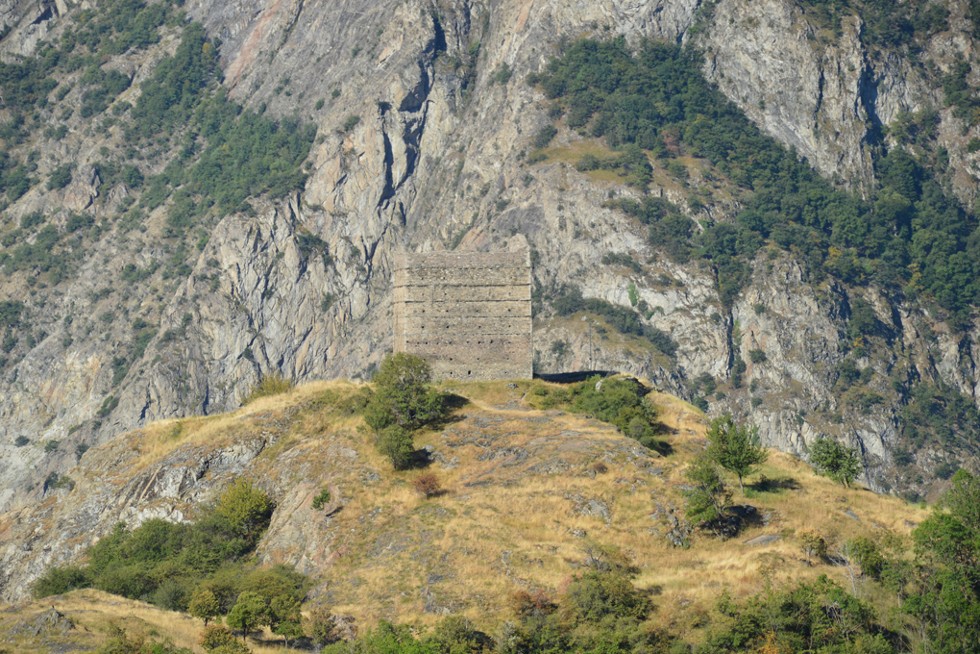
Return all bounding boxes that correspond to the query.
[0,0,977,515]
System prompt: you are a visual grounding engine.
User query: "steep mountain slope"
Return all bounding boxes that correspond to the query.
[0,380,927,638]
[0,0,978,514]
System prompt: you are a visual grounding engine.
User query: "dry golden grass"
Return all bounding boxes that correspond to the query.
[0,589,298,653]
[130,380,362,472]
[260,379,926,636]
[541,138,619,164]
[0,379,930,648]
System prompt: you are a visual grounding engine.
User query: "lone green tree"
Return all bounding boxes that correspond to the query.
[269,594,304,647]
[808,438,862,487]
[683,455,732,532]
[364,353,445,431]
[705,414,767,492]
[363,353,446,469]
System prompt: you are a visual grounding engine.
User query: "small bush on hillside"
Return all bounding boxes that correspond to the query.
[199,624,244,652]
[532,125,557,149]
[376,425,415,471]
[305,607,340,648]
[98,625,192,654]
[32,565,90,597]
[413,472,443,498]
[311,487,331,510]
[571,376,660,447]
[526,376,661,450]
[243,374,293,405]
[214,479,273,543]
[46,163,74,190]
[799,530,828,566]
[683,455,732,534]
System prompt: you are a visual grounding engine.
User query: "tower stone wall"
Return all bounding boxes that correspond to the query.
[392,249,533,380]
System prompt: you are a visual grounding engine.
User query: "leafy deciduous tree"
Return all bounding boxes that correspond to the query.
[214,479,273,544]
[364,353,445,432]
[188,587,221,626]
[705,414,767,492]
[226,591,268,642]
[808,438,862,487]
[683,455,732,532]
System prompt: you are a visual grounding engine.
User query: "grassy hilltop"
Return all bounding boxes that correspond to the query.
[0,375,944,652]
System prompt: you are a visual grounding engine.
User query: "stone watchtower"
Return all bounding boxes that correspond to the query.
[392,247,533,380]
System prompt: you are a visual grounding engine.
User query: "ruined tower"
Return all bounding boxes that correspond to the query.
[392,247,533,380]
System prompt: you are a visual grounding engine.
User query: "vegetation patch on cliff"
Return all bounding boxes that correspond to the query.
[531,38,979,326]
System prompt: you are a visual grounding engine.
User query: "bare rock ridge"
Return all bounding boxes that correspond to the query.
[0,0,977,513]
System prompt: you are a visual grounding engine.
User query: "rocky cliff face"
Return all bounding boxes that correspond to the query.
[0,0,978,513]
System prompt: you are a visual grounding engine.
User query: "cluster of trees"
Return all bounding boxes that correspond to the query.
[842,469,980,653]
[684,416,866,534]
[900,382,980,452]
[306,541,935,654]
[363,353,448,469]
[528,375,663,451]
[797,0,950,50]
[60,0,172,59]
[533,39,980,322]
[0,0,315,292]
[80,471,980,653]
[128,23,315,231]
[34,480,286,612]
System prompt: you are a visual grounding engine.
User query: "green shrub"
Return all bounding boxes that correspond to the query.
[200,624,242,652]
[46,163,74,190]
[683,455,731,532]
[97,624,192,654]
[376,425,415,470]
[808,437,862,487]
[243,374,294,404]
[562,568,652,624]
[569,376,659,447]
[532,125,557,149]
[363,353,446,432]
[341,115,361,133]
[702,575,890,653]
[311,488,331,510]
[0,300,24,328]
[214,479,273,544]
[32,565,90,597]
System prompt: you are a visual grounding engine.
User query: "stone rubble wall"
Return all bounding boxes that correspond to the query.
[393,250,532,380]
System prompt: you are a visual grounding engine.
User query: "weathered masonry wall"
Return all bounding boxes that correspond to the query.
[393,249,533,380]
